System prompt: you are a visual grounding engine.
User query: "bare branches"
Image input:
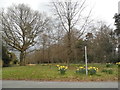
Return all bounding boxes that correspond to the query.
[2,4,48,51]
[51,0,92,37]
[77,9,93,39]
[52,2,68,32]
[1,4,49,65]
[50,0,93,64]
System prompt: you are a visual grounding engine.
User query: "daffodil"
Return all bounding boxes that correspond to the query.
[62,66,65,68]
[79,67,84,69]
[56,65,60,67]
[116,62,120,65]
[65,66,68,69]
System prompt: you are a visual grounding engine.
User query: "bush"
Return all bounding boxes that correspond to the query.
[102,68,113,74]
[2,45,12,67]
[13,59,19,64]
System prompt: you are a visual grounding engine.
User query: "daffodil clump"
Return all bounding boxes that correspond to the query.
[116,62,120,67]
[76,66,98,75]
[88,67,98,75]
[76,66,86,74]
[56,65,68,74]
[116,62,120,65]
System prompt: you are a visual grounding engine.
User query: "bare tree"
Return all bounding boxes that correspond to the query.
[41,34,48,63]
[51,0,92,64]
[1,4,49,66]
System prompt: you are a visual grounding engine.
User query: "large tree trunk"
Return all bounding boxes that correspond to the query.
[67,32,72,65]
[20,51,26,66]
[42,47,45,63]
[47,48,50,64]
[118,44,120,60]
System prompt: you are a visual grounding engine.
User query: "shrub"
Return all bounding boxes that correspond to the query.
[102,68,113,74]
[56,65,68,74]
[2,45,12,67]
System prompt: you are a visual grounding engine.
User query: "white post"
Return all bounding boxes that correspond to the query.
[85,46,88,76]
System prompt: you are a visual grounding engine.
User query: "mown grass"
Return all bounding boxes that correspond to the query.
[2,63,119,81]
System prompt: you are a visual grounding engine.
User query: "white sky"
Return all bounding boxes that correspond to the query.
[0,0,120,28]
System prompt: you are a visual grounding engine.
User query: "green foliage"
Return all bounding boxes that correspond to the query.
[2,45,12,67]
[2,45,18,67]
[88,67,98,75]
[10,52,18,65]
[106,63,113,67]
[88,68,96,75]
[114,13,120,61]
[114,13,120,35]
[102,69,113,74]
[2,63,118,81]
[116,62,120,67]
[75,39,85,49]
[12,59,19,64]
[76,68,86,74]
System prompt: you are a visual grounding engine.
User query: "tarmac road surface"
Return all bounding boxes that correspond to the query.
[1,80,118,88]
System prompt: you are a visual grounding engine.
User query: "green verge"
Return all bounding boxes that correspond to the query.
[2,63,118,81]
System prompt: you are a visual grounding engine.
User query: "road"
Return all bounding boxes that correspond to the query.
[1,80,118,88]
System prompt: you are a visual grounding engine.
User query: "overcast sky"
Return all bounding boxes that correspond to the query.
[0,0,119,28]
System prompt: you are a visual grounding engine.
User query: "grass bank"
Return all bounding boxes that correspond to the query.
[2,63,118,81]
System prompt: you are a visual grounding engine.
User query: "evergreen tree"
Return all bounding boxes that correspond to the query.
[2,45,12,67]
[114,13,120,61]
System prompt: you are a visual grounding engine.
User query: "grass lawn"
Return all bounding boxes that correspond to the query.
[2,63,119,81]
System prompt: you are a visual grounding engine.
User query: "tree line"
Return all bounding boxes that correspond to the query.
[1,1,119,66]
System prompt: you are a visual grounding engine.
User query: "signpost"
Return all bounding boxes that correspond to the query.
[85,46,88,76]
